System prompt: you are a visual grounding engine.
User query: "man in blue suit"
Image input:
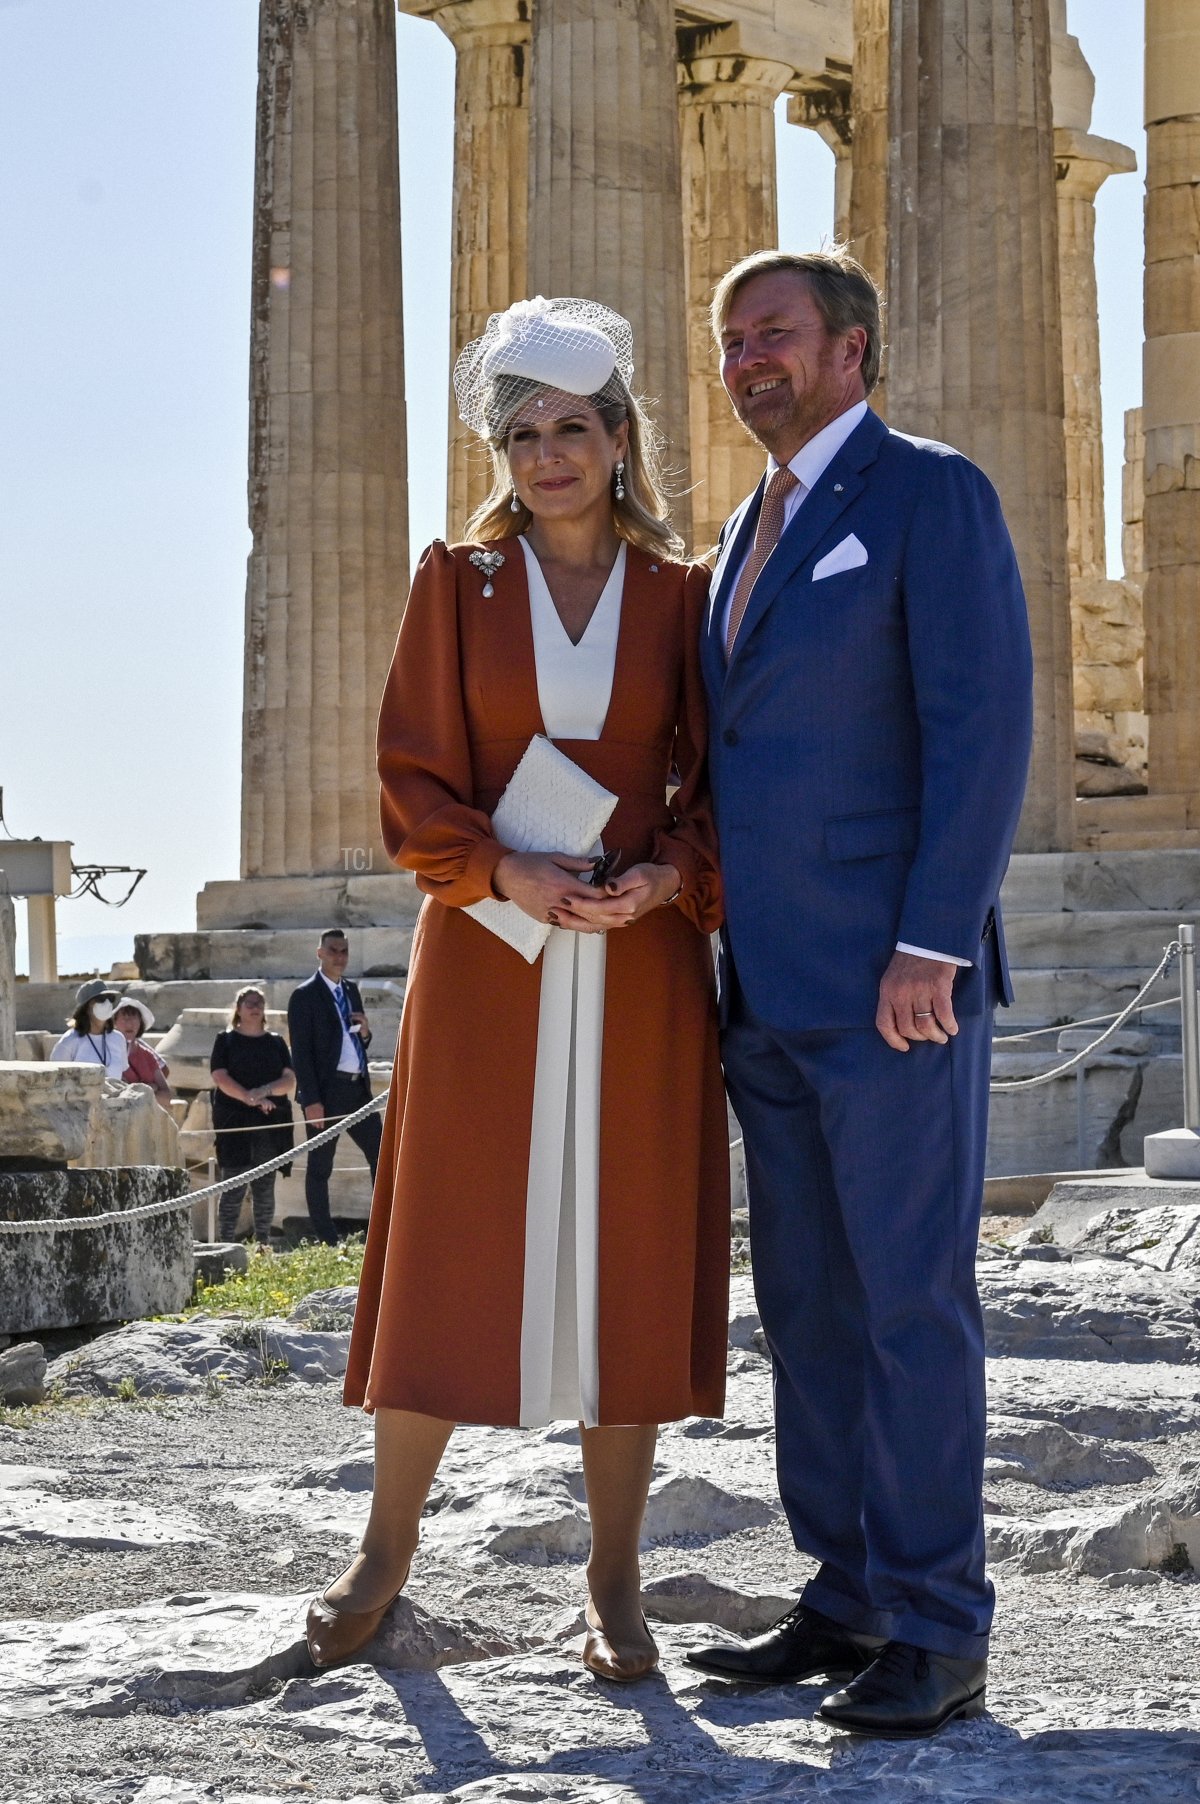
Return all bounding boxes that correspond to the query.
[687,250,1033,1739]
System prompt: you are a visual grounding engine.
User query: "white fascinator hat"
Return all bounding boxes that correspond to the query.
[454,296,636,439]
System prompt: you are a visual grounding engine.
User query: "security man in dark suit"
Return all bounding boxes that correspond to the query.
[287,930,382,1245]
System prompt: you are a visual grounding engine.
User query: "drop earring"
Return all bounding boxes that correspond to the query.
[613,461,625,501]
[510,492,521,514]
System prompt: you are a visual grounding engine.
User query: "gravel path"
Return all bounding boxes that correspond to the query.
[1,1265,1198,1804]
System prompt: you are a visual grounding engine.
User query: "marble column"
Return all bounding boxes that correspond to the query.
[886,0,1075,852]
[1123,407,1146,593]
[1055,128,1142,755]
[847,0,890,300]
[678,43,792,550]
[527,0,692,543]
[1142,0,1200,807]
[242,0,409,880]
[412,0,531,536]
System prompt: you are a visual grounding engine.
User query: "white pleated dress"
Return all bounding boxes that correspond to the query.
[517,535,626,1428]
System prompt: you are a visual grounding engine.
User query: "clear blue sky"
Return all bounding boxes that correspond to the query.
[0,1,1143,973]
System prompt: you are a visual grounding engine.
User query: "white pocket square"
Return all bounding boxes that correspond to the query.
[812,533,868,581]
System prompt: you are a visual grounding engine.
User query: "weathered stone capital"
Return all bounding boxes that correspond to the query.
[787,83,853,153]
[1054,127,1138,200]
[677,54,794,108]
[400,0,530,50]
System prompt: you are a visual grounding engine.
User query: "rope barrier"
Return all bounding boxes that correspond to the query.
[0,1091,389,1236]
[177,1109,361,1137]
[0,939,1190,1226]
[989,941,1180,1091]
[994,990,1181,1044]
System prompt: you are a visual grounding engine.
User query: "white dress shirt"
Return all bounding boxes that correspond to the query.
[722,399,969,972]
[319,970,366,1073]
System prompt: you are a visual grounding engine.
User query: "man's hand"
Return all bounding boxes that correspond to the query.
[350,1010,371,1047]
[876,951,959,1052]
[304,1103,325,1128]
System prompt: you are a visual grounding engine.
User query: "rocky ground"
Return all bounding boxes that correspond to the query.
[1,1229,1199,1804]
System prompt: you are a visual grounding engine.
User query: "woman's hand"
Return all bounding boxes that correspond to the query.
[551,862,681,932]
[494,852,599,924]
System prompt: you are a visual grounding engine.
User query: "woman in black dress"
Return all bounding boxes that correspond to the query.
[210,986,296,1249]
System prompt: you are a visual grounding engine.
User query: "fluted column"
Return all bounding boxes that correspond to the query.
[1055,128,1141,752]
[413,0,530,536]
[679,47,791,551]
[1056,132,1134,589]
[1142,0,1200,806]
[528,0,691,543]
[848,0,890,305]
[1123,407,1146,593]
[242,0,408,879]
[886,0,1074,852]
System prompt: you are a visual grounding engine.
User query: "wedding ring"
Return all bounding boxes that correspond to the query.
[914,1011,934,1018]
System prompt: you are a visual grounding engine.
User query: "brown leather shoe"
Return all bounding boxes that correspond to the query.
[582,1599,660,1684]
[305,1564,410,1671]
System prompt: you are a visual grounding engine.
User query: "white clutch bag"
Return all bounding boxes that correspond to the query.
[464,735,618,964]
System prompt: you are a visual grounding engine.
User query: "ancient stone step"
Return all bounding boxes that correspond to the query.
[135,927,416,983]
[1004,909,1197,970]
[197,871,424,931]
[986,1050,1183,1177]
[1001,848,1200,914]
[1005,963,1180,1029]
[1076,794,1193,836]
[1077,828,1200,852]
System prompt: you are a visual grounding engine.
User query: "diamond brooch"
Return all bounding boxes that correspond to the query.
[469,549,506,598]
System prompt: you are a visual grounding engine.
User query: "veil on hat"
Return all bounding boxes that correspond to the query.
[454,296,636,439]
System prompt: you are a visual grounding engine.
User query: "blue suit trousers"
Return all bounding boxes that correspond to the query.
[723,970,995,1659]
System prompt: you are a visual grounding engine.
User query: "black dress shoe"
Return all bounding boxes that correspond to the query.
[685,1602,886,1683]
[817,1641,987,1739]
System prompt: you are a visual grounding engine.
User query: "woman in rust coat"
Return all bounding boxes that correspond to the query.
[308,298,729,1683]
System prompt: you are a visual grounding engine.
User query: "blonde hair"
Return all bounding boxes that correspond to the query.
[230,986,266,1029]
[464,376,684,559]
[711,247,883,394]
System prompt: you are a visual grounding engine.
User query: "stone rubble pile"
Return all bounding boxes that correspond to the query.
[0,1182,1197,1800]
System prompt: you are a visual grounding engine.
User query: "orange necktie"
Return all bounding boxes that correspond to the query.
[725,466,800,658]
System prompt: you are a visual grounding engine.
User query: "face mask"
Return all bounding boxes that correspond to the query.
[91,1001,115,1024]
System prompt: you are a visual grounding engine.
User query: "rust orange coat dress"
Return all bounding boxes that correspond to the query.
[343,537,729,1426]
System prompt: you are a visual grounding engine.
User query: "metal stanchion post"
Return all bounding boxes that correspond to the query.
[1181,924,1200,1131]
[1145,922,1200,1178]
[207,1156,217,1244]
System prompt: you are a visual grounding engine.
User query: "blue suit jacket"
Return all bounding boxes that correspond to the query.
[703,407,1034,1032]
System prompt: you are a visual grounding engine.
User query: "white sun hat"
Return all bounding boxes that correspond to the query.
[454,296,636,438]
[113,995,155,1033]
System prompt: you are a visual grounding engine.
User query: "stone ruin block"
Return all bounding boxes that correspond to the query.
[0,1060,105,1164]
[0,1167,192,1334]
